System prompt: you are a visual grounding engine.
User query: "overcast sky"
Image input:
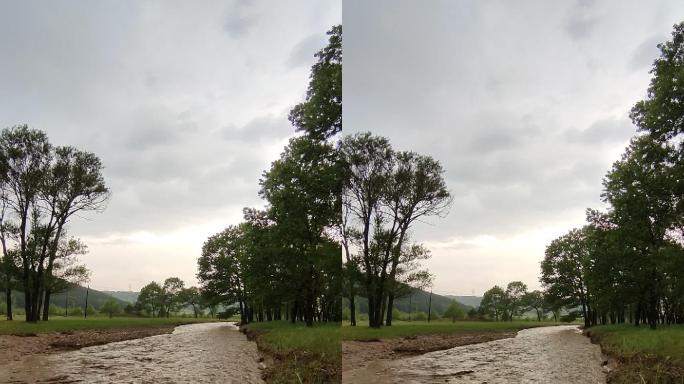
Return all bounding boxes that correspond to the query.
[0,0,340,291]
[344,0,684,296]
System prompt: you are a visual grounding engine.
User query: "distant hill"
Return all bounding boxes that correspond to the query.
[349,287,472,316]
[444,295,482,308]
[5,285,129,310]
[102,291,139,304]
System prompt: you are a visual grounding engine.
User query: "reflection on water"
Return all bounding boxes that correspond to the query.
[6,322,264,384]
[345,325,606,384]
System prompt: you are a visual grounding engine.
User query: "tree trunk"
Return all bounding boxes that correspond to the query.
[37,289,43,321]
[367,287,377,327]
[385,293,395,326]
[380,294,387,326]
[23,278,33,322]
[349,294,356,326]
[5,288,12,320]
[305,278,315,327]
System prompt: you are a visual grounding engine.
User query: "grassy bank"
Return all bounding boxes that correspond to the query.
[0,316,220,335]
[588,324,684,383]
[343,320,558,341]
[241,321,340,384]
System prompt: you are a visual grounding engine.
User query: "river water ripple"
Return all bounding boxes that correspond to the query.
[346,325,606,384]
[6,322,264,384]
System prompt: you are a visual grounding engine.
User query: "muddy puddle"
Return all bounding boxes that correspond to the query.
[4,322,264,384]
[344,325,606,384]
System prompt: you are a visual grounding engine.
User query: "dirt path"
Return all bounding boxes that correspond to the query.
[344,325,607,384]
[3,322,264,383]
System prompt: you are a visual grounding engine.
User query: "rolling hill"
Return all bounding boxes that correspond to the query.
[348,287,473,316]
[3,285,129,311]
[102,291,139,304]
[444,295,482,308]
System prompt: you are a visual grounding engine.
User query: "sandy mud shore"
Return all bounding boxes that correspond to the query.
[0,326,175,367]
[3,322,264,383]
[342,330,517,373]
[344,325,607,384]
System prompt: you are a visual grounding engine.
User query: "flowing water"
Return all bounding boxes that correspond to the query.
[345,325,607,384]
[5,322,264,384]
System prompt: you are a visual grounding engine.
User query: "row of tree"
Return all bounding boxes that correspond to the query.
[340,133,452,328]
[0,126,109,322]
[541,22,684,329]
[480,282,548,322]
[197,26,343,326]
[135,278,204,318]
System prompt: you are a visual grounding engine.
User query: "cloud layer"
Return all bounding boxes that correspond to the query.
[344,0,684,295]
[0,0,340,290]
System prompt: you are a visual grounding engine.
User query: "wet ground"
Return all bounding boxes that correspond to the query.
[4,322,264,384]
[344,325,607,384]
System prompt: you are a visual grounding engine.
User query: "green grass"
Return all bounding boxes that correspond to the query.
[589,324,684,383]
[342,320,559,341]
[0,315,220,335]
[591,324,684,362]
[242,321,340,384]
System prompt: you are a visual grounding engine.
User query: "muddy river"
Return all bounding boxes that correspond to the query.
[344,325,607,384]
[5,322,264,384]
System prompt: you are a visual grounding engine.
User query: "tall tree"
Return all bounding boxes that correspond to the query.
[504,281,528,321]
[541,228,593,328]
[260,137,342,326]
[136,281,164,318]
[480,286,506,321]
[0,126,108,322]
[289,25,342,140]
[340,133,392,327]
[522,290,546,322]
[178,287,202,318]
[340,133,450,327]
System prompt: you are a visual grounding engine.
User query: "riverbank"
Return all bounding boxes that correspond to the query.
[587,324,684,383]
[5,322,263,383]
[241,321,341,384]
[342,320,557,373]
[345,325,606,384]
[0,316,220,366]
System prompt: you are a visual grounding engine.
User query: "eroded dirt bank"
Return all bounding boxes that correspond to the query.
[0,326,175,367]
[342,330,517,373]
[344,325,607,384]
[3,322,264,383]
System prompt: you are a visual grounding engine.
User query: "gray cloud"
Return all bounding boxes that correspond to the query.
[222,114,294,143]
[565,16,598,41]
[564,117,633,145]
[288,33,326,68]
[344,0,683,295]
[630,35,663,70]
[0,0,340,290]
[223,15,256,37]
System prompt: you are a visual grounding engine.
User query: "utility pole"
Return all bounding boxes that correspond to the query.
[84,285,89,319]
[427,289,433,323]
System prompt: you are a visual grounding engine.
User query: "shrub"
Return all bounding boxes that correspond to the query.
[49,304,65,316]
[413,311,428,321]
[69,307,84,316]
[86,304,98,316]
[561,310,581,323]
[342,307,351,321]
